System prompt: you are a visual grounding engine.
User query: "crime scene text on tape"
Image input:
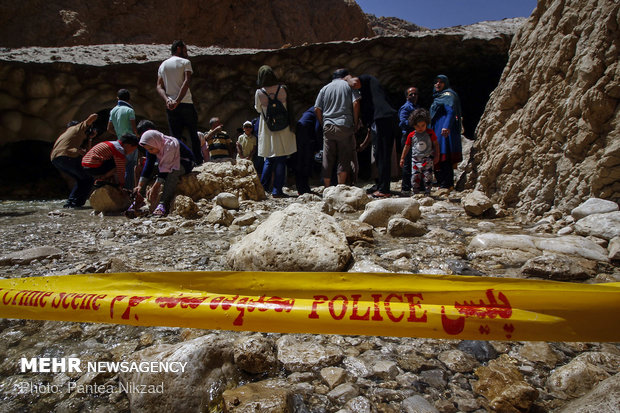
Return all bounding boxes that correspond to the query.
[0,271,618,342]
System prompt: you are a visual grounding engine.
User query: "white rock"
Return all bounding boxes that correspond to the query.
[323,184,370,211]
[227,203,351,271]
[359,198,421,228]
[469,233,609,262]
[571,198,619,220]
[533,235,609,262]
[215,192,240,210]
[574,211,620,241]
[468,233,538,252]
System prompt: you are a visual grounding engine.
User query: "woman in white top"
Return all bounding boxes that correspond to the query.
[254,65,296,197]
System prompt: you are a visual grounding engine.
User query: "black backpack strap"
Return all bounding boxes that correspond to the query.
[273,84,282,99]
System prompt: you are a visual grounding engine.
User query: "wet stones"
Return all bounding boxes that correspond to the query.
[520,253,597,280]
[359,198,421,228]
[0,246,62,265]
[473,354,539,412]
[120,333,238,412]
[276,335,344,373]
[222,380,292,412]
[232,335,277,374]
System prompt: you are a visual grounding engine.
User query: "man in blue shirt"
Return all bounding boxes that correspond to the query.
[398,86,418,195]
[107,88,138,189]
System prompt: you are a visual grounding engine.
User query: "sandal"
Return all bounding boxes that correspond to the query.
[371,190,390,198]
[152,203,167,217]
[125,198,145,218]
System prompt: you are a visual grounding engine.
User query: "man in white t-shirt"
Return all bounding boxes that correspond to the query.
[156,40,203,163]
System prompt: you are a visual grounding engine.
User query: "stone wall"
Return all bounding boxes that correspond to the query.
[0,0,373,49]
[464,0,620,220]
[0,22,518,198]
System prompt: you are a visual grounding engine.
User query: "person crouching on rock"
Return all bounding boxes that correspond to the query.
[81,133,139,189]
[129,120,195,217]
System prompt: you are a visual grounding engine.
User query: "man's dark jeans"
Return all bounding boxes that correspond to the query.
[167,103,203,164]
[52,156,93,206]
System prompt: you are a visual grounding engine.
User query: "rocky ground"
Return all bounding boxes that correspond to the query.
[0,171,618,412]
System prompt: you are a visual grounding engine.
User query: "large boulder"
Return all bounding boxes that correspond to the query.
[464,0,620,219]
[226,203,351,271]
[177,160,266,202]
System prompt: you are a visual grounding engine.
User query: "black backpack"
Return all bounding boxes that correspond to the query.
[260,85,289,132]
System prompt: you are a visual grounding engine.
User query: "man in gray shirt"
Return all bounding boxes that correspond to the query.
[314,69,360,186]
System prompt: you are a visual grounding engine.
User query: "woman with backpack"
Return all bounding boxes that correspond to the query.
[254,65,297,198]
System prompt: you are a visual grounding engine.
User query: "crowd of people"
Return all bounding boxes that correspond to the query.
[51,40,463,216]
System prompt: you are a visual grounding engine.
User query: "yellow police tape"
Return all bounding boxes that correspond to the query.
[0,271,619,342]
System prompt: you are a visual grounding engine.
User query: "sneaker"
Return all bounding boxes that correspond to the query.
[400,190,411,197]
[152,203,167,217]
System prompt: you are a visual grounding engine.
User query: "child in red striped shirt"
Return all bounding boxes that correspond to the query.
[82,133,139,187]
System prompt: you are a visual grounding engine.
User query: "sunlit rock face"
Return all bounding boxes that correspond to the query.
[464,0,620,221]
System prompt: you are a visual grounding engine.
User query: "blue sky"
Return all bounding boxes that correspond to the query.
[355,0,538,29]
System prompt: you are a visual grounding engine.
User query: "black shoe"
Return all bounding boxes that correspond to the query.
[62,202,75,208]
[272,193,290,199]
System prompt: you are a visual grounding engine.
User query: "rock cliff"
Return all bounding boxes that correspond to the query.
[0,21,518,198]
[464,0,620,220]
[0,0,373,49]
